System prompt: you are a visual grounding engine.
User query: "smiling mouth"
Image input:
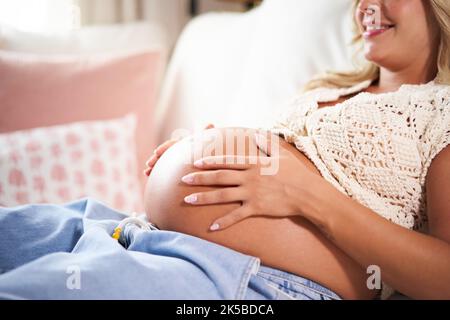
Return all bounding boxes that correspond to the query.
[363,25,395,39]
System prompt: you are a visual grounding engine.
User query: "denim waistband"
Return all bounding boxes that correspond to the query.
[253,264,342,300]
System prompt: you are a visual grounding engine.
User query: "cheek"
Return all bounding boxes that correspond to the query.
[387,0,430,48]
[394,23,430,54]
[363,28,425,65]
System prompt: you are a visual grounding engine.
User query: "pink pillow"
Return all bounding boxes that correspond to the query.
[0,115,143,213]
[0,49,164,191]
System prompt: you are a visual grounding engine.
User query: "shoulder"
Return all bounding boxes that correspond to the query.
[403,82,450,103]
[426,145,450,242]
[434,85,450,105]
[405,84,450,129]
[416,84,450,186]
[427,83,450,100]
[428,145,450,175]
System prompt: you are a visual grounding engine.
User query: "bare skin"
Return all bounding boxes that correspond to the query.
[145,124,376,300]
[144,0,450,299]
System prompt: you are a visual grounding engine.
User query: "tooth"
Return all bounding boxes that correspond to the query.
[366,25,389,32]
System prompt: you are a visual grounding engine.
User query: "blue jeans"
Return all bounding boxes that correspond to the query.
[0,198,341,300]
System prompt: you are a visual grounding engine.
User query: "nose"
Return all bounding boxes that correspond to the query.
[358,0,382,14]
[358,0,382,26]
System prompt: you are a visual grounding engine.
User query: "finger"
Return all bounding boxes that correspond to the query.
[184,187,245,205]
[143,168,151,176]
[154,139,178,157]
[193,156,259,170]
[181,170,244,186]
[146,154,158,168]
[209,205,253,231]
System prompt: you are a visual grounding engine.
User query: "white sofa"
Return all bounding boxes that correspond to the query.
[155,0,355,142]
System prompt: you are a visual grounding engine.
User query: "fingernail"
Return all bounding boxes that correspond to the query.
[184,194,197,204]
[181,174,194,184]
[210,223,220,231]
[194,159,204,167]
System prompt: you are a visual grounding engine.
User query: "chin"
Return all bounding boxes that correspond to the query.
[363,45,390,66]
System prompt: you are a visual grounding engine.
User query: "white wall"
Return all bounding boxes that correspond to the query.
[198,0,246,13]
[78,0,248,50]
[0,0,80,33]
[142,0,190,50]
[142,0,248,50]
[0,0,249,48]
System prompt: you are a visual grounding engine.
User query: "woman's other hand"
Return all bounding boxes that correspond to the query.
[144,124,215,176]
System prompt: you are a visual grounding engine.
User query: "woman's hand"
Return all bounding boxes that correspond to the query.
[144,124,215,176]
[180,133,317,231]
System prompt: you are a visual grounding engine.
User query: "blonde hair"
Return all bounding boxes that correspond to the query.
[304,0,450,91]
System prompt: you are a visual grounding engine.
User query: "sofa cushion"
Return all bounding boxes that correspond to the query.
[0,48,164,194]
[0,115,142,213]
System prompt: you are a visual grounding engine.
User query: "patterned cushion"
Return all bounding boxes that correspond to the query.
[0,115,142,213]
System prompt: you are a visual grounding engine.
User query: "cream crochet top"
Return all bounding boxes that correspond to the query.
[269,80,450,299]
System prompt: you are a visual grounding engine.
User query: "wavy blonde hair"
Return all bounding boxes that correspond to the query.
[304,0,450,91]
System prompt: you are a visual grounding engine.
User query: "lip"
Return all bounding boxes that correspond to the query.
[363,26,394,39]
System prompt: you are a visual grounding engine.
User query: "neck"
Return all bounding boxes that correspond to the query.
[377,67,436,93]
[376,50,438,94]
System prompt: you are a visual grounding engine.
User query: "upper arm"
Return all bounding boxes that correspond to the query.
[426,145,450,243]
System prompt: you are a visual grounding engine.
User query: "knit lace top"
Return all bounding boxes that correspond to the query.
[269,80,450,299]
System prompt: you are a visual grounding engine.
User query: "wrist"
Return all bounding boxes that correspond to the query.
[295,174,340,237]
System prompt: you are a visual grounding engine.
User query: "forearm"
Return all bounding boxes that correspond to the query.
[298,177,450,299]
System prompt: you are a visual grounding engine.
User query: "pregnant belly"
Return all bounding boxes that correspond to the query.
[144,127,376,299]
